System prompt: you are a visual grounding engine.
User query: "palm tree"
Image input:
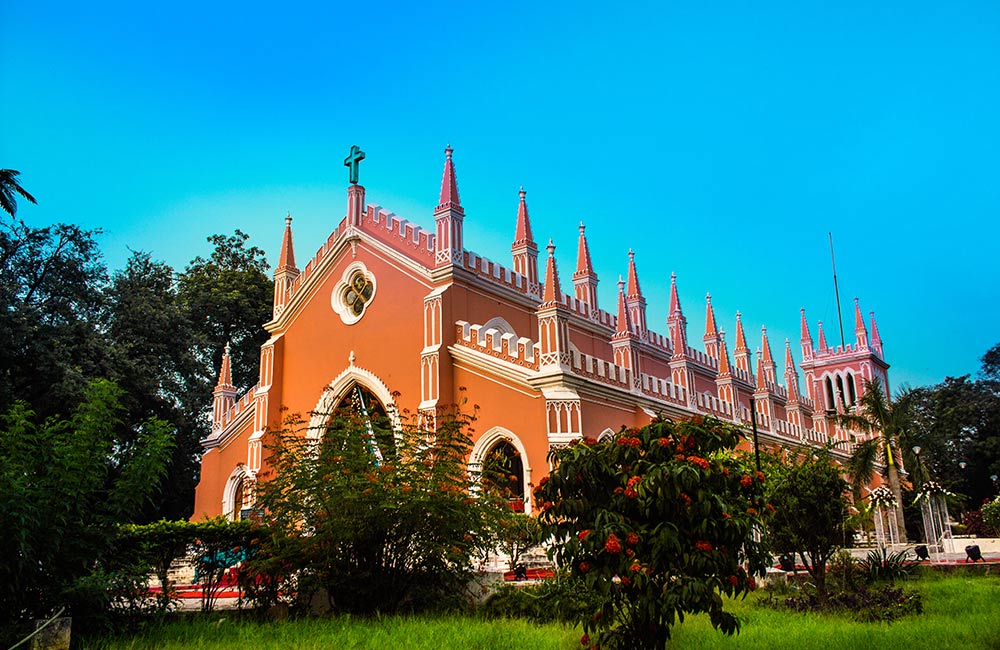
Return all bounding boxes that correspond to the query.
[0,169,37,217]
[838,378,918,543]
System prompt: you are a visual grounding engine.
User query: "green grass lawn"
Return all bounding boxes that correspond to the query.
[81,573,1000,650]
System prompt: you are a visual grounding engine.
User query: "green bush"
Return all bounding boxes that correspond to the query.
[535,416,770,649]
[858,547,920,584]
[480,573,603,624]
[779,584,923,622]
[245,400,509,615]
[981,496,1000,535]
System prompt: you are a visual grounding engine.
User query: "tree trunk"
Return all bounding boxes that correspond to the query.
[887,462,908,543]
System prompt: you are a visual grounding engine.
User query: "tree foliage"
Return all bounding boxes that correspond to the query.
[0,217,109,417]
[247,399,507,614]
[178,230,271,395]
[0,169,36,217]
[0,380,173,638]
[535,417,769,650]
[765,449,849,600]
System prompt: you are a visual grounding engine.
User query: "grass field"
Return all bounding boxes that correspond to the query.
[80,573,1000,649]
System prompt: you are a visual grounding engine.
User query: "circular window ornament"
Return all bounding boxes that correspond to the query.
[332,262,377,325]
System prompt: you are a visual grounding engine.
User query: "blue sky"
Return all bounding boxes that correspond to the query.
[2,1,998,389]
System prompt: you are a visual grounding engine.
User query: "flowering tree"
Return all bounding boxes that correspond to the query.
[535,417,769,650]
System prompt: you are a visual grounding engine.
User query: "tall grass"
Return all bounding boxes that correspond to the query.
[667,572,1000,650]
[81,574,1000,650]
[79,616,579,650]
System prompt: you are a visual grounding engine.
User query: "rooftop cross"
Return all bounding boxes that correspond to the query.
[344,145,366,185]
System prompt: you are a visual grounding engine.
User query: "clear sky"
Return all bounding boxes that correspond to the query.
[2,1,998,390]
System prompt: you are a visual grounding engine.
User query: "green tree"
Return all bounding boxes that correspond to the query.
[838,379,914,543]
[0,380,173,639]
[249,400,506,614]
[0,217,109,418]
[178,230,272,395]
[0,169,37,217]
[535,417,770,650]
[766,449,849,601]
[104,252,205,520]
[905,374,1000,508]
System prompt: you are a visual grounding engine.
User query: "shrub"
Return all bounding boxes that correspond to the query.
[247,400,508,615]
[765,449,849,601]
[480,573,603,624]
[535,417,770,649]
[780,584,923,622]
[858,547,920,584]
[981,496,1000,535]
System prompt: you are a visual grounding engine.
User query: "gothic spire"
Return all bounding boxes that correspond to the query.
[854,297,869,347]
[572,222,599,308]
[784,339,802,403]
[437,144,462,212]
[625,249,642,299]
[800,308,812,343]
[817,320,828,351]
[870,311,883,355]
[277,214,297,272]
[704,293,718,338]
[614,276,633,336]
[542,239,561,304]
[575,222,594,275]
[760,326,776,383]
[717,330,732,377]
[668,271,682,316]
[511,186,539,287]
[216,342,235,392]
[513,186,534,245]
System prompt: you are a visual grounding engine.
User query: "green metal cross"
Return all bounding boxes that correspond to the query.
[344,145,366,185]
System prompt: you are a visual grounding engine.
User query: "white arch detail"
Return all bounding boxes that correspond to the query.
[469,426,533,514]
[597,428,616,442]
[481,316,515,337]
[222,464,248,521]
[307,362,400,439]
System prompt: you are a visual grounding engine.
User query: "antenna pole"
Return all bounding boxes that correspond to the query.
[829,232,846,349]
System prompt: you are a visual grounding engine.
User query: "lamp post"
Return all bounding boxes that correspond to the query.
[912,446,923,486]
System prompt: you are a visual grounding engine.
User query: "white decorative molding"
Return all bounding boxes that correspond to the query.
[222,464,248,521]
[331,261,377,326]
[469,426,533,513]
[307,364,400,440]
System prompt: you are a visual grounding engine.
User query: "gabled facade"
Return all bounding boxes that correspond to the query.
[193,148,891,520]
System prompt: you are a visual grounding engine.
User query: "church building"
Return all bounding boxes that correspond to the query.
[192,146,890,520]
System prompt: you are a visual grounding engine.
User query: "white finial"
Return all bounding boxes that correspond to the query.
[349,350,356,366]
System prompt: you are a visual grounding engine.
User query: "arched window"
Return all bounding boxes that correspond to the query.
[836,374,847,410]
[482,440,525,511]
[846,372,857,407]
[326,383,395,463]
[825,376,836,412]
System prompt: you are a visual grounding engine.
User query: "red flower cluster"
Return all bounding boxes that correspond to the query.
[746,507,759,516]
[579,561,591,573]
[686,455,710,470]
[722,512,732,519]
[616,436,642,448]
[728,575,740,587]
[542,501,554,511]
[626,532,639,546]
[624,475,641,498]
[690,415,704,425]
[579,529,591,541]
[740,475,754,488]
[755,470,766,483]
[657,437,671,448]
[766,503,776,513]
[604,534,622,554]
[695,540,713,552]
[580,634,589,646]
[680,493,692,507]
[674,453,686,462]
[629,562,643,573]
